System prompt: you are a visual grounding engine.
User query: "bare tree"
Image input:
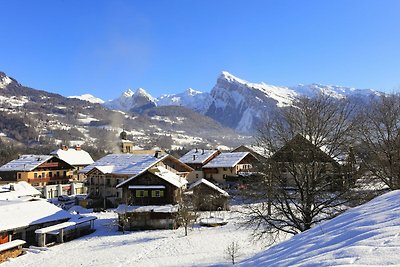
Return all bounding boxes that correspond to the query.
[177,197,198,236]
[225,241,240,265]
[359,94,400,189]
[242,94,359,239]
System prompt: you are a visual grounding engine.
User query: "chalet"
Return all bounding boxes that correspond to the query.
[269,134,343,190]
[0,155,74,187]
[115,167,187,230]
[180,148,220,182]
[80,153,193,207]
[202,152,257,184]
[189,179,229,211]
[50,145,94,182]
[117,166,188,205]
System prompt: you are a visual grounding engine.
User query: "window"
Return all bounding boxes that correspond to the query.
[34,173,37,178]
[151,190,164,198]
[136,190,148,197]
[17,173,21,180]
[106,179,111,186]
[42,172,45,178]
[196,173,199,179]
[49,172,53,177]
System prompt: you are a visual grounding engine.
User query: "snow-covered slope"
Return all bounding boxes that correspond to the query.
[239,190,400,266]
[68,94,105,104]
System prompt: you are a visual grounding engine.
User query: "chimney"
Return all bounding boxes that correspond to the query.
[154,150,161,158]
[195,148,198,153]
[202,149,204,155]
[61,145,68,151]
[193,155,196,161]
[75,145,81,151]
[9,184,14,191]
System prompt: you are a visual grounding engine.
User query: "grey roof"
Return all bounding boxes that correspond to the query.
[80,154,168,175]
[180,149,219,164]
[0,155,54,172]
[203,152,249,168]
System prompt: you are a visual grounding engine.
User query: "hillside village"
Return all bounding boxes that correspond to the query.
[1,96,400,266]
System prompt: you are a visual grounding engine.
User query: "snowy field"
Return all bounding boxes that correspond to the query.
[2,205,267,267]
[239,190,400,266]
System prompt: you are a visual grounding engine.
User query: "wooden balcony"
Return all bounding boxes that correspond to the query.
[29,175,71,184]
[38,162,61,168]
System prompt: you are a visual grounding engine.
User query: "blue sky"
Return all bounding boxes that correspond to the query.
[1,0,399,100]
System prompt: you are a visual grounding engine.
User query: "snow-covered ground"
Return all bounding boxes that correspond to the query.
[2,205,266,267]
[238,190,400,266]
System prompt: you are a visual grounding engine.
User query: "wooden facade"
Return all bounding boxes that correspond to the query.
[0,157,74,187]
[121,172,184,206]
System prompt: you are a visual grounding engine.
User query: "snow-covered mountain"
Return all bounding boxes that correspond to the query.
[69,94,105,104]
[102,71,380,133]
[157,88,213,113]
[104,88,156,112]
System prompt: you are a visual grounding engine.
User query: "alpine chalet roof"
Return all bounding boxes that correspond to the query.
[0,200,72,232]
[51,148,94,166]
[80,154,169,175]
[180,149,219,164]
[203,152,249,168]
[189,179,229,197]
[0,181,41,201]
[117,166,188,188]
[0,155,54,172]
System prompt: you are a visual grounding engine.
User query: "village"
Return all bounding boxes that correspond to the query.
[0,125,368,266]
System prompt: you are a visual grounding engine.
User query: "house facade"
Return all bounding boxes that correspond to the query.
[202,152,257,184]
[180,148,220,183]
[115,166,188,230]
[50,145,94,182]
[0,155,74,187]
[189,179,229,211]
[80,153,193,207]
[269,134,344,190]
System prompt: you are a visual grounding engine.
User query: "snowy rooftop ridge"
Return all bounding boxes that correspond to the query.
[180,149,219,164]
[0,181,41,201]
[0,200,72,232]
[239,190,400,266]
[0,155,54,171]
[189,179,229,196]
[80,154,167,175]
[51,147,94,166]
[203,152,249,168]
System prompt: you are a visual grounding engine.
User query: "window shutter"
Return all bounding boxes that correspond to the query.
[160,190,164,197]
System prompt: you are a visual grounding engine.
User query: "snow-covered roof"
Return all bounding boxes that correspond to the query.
[50,148,94,166]
[0,200,72,232]
[203,152,250,168]
[115,204,178,214]
[80,154,168,175]
[0,155,54,171]
[117,166,188,188]
[180,149,219,164]
[0,181,41,201]
[189,179,229,197]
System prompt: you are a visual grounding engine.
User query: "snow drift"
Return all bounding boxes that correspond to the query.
[239,190,400,266]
